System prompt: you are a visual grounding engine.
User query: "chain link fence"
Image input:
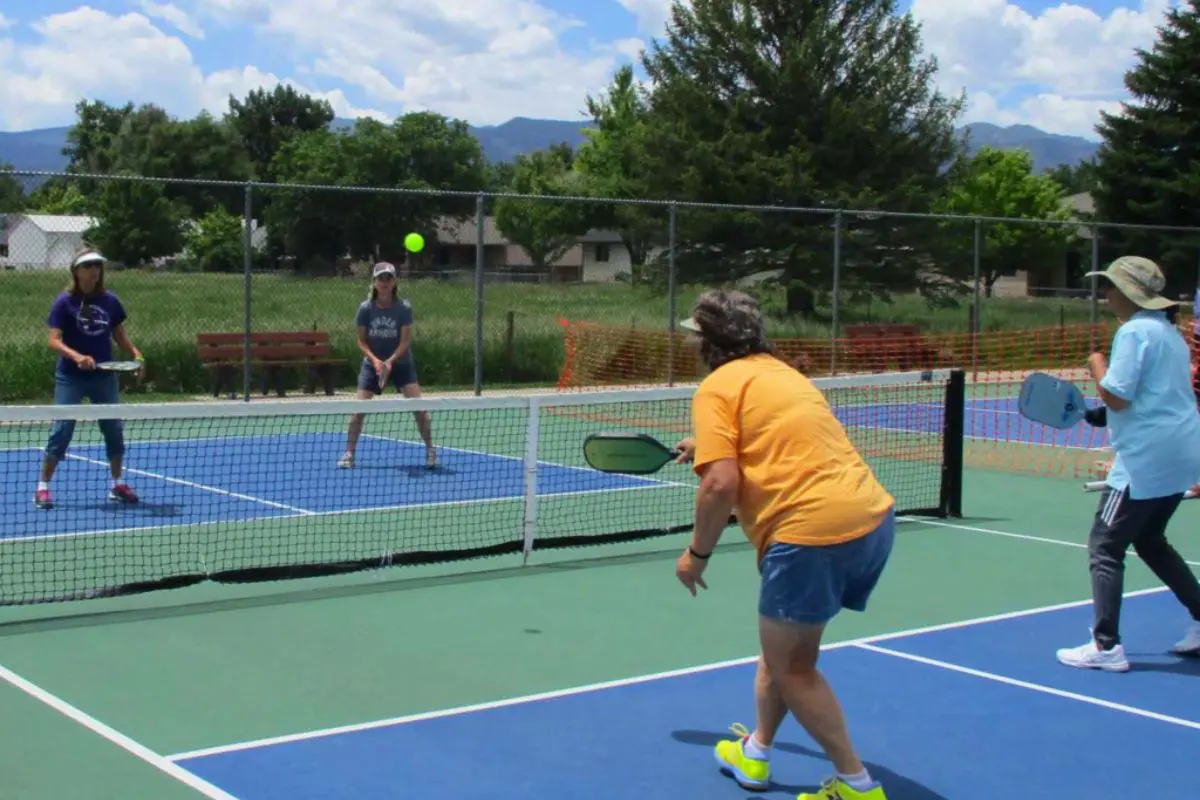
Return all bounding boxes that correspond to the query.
[2,168,1199,401]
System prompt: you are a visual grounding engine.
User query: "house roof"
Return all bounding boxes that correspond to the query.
[433,214,624,247]
[15,213,97,234]
[435,215,509,246]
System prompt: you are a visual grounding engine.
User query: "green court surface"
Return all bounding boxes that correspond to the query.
[0,461,1197,798]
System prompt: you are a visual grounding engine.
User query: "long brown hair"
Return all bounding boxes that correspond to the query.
[369,267,398,302]
[65,245,107,299]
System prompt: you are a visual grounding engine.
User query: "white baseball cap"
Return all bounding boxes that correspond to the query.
[373,262,396,278]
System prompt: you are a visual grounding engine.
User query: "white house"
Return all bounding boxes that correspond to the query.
[428,215,637,282]
[0,214,97,270]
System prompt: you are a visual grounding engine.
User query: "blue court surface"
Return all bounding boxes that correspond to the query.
[837,397,1106,450]
[1,394,1103,543]
[0,433,667,540]
[169,589,1199,800]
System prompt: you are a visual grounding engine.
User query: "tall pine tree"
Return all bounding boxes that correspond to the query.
[634,0,966,313]
[1092,0,1200,295]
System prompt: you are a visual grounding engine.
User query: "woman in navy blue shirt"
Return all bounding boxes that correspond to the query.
[35,248,144,510]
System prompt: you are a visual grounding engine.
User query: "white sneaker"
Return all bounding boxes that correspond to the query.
[1170,622,1200,656]
[1056,640,1131,672]
[337,452,354,469]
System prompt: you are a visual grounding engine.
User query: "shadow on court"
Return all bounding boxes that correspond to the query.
[671,730,950,799]
[354,464,457,477]
[42,501,184,517]
[0,538,753,636]
[1118,653,1200,676]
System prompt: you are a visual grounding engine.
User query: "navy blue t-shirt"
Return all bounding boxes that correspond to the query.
[47,291,128,375]
[356,297,414,364]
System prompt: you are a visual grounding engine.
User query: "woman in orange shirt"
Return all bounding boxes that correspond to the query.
[673,289,894,800]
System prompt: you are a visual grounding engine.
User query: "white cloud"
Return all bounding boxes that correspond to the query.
[911,0,1178,138]
[616,0,676,37]
[0,1,1180,141]
[195,0,621,123]
[137,1,205,39]
[0,2,629,132]
[0,7,408,130]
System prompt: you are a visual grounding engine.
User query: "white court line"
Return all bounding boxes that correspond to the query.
[857,642,1200,731]
[910,516,1200,568]
[164,586,1169,762]
[65,453,313,515]
[0,661,237,799]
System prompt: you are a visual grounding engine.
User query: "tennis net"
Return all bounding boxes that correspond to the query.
[0,367,964,605]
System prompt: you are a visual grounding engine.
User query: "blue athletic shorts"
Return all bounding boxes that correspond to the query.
[357,358,418,394]
[757,506,896,625]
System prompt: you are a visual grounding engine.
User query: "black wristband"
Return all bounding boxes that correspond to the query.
[688,546,711,559]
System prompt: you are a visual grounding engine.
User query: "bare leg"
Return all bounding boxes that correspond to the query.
[751,655,788,748]
[759,615,865,776]
[402,382,435,466]
[40,455,60,483]
[342,390,374,465]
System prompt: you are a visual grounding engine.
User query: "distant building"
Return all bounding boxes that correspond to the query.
[424,215,631,283]
[0,213,96,270]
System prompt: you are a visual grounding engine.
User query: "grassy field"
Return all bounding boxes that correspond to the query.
[0,268,1099,403]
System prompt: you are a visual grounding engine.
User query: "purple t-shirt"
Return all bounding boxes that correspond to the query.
[47,291,128,375]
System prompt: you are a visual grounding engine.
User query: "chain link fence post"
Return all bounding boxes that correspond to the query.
[666,202,678,386]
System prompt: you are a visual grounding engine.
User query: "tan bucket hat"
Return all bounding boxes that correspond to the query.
[1084,255,1178,310]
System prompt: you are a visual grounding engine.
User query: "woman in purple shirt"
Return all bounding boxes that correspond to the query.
[35,247,144,510]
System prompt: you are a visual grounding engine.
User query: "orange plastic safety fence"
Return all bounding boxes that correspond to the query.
[556,318,1200,483]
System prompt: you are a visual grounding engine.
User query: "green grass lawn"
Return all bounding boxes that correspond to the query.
[0,268,1100,403]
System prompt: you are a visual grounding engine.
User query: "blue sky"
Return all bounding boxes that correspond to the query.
[0,0,1180,137]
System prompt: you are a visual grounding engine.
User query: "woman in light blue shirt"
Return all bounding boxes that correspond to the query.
[1057,256,1200,671]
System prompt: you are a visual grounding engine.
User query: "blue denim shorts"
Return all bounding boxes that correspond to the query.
[758,506,896,625]
[357,358,418,394]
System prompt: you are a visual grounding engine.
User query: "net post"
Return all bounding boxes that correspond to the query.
[521,396,542,564]
[940,368,966,517]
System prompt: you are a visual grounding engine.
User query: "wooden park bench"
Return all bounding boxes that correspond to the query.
[197,331,346,398]
[842,323,942,373]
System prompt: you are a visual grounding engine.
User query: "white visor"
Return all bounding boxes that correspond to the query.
[72,251,107,268]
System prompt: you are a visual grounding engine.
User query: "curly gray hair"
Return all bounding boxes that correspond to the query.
[679,288,773,370]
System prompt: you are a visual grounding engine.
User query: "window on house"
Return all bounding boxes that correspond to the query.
[595,243,610,262]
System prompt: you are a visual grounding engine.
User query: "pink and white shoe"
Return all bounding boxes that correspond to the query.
[108,483,139,504]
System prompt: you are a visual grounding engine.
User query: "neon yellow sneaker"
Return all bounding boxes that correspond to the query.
[798,775,888,799]
[713,723,770,791]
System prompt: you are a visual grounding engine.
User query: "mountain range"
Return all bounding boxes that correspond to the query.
[0,116,1099,177]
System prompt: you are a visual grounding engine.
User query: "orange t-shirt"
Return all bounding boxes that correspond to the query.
[691,353,895,562]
